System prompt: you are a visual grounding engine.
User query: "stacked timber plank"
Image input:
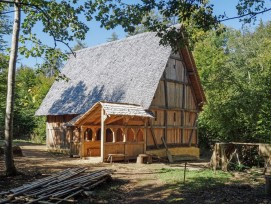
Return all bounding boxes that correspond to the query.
[0,168,112,204]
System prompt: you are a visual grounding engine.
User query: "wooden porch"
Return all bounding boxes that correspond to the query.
[71,102,153,162]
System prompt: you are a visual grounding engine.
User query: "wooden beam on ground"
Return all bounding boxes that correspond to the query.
[161,136,173,163]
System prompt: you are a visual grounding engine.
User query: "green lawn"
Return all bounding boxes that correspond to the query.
[158,168,231,190]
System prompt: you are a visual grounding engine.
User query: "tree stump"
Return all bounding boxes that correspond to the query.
[136,154,152,164]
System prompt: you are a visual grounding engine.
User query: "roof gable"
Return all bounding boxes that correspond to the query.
[36,32,172,115]
[74,102,153,126]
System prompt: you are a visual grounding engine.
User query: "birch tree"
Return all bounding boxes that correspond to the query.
[4,0,20,176]
[1,0,89,176]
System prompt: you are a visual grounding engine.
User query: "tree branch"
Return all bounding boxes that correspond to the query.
[26,4,76,57]
[220,7,271,22]
[0,0,76,57]
[0,10,15,14]
[0,0,37,7]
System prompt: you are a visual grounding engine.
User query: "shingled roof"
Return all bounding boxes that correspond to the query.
[36,31,205,116]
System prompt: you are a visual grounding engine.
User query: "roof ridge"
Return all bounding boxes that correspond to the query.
[75,32,157,54]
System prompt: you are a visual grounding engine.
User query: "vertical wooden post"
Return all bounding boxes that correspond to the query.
[163,72,168,142]
[181,67,186,144]
[183,161,187,184]
[46,122,49,148]
[112,128,116,143]
[149,120,159,149]
[80,126,86,158]
[92,128,97,141]
[123,128,127,142]
[101,109,107,162]
[188,113,198,147]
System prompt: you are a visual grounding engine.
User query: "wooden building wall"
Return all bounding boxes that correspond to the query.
[46,115,78,149]
[148,53,198,148]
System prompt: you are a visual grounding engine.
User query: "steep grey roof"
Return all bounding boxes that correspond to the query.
[36,32,172,116]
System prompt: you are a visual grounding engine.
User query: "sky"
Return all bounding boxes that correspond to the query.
[3,0,271,67]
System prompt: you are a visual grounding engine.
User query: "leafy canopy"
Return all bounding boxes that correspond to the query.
[194,21,271,145]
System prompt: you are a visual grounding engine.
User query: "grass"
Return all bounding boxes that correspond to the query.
[157,168,234,203]
[158,168,232,190]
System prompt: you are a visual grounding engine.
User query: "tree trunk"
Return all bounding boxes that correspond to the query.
[4,0,21,176]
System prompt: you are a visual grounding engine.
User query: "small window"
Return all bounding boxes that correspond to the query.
[84,128,93,141]
[106,128,113,142]
[174,112,176,122]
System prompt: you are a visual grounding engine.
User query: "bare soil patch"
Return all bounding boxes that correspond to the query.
[1,143,271,203]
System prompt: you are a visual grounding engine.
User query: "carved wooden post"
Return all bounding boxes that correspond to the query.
[123,128,127,142]
[80,126,86,158]
[92,127,97,141]
[112,128,116,143]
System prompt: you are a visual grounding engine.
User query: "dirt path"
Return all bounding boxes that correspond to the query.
[1,144,271,203]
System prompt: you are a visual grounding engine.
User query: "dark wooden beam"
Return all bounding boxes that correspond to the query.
[150,106,198,113]
[188,114,198,147]
[160,78,190,85]
[149,120,159,149]
[163,71,168,142]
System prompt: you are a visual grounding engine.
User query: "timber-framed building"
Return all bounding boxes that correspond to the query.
[36,31,206,162]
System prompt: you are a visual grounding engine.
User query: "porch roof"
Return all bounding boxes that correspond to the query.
[72,102,153,126]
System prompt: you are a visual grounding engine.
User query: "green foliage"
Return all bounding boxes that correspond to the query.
[194,22,271,146]
[0,63,53,141]
[0,54,9,138]
[11,0,91,74]
[0,4,11,50]
[14,67,54,141]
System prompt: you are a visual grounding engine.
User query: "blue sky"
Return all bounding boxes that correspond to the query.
[83,0,271,48]
[3,0,271,67]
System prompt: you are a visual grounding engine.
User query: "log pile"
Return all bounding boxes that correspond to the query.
[0,168,112,204]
